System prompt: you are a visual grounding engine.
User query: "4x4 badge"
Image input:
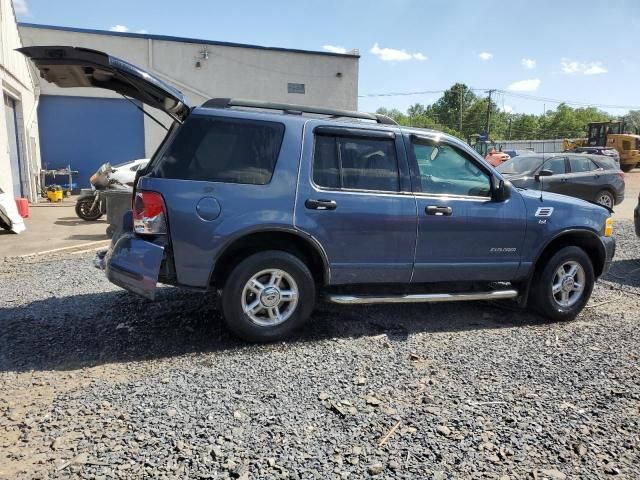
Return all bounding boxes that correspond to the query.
[535,207,554,217]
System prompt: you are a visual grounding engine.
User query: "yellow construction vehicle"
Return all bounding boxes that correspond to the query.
[564,121,640,172]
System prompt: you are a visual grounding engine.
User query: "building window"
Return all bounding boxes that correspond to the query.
[287,83,306,94]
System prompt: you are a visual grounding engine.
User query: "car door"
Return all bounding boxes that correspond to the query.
[294,122,417,285]
[406,133,526,283]
[566,155,600,201]
[536,156,571,196]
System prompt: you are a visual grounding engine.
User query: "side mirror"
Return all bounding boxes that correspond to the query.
[535,169,553,181]
[493,178,512,202]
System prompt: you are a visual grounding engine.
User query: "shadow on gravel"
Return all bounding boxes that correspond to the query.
[0,287,556,373]
[604,258,640,288]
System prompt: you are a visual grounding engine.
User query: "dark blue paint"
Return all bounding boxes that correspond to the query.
[38,95,144,188]
[105,231,164,300]
[105,109,614,297]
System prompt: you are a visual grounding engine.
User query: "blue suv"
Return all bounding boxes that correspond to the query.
[21,46,616,342]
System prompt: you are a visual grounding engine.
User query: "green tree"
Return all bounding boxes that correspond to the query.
[374,85,622,143]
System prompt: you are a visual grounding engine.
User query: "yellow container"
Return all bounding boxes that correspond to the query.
[47,189,64,202]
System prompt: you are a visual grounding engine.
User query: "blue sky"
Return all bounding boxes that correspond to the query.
[13,0,640,116]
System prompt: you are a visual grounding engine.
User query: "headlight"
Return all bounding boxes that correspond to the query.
[604,217,614,237]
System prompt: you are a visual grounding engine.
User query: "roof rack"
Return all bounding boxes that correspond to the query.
[200,98,398,125]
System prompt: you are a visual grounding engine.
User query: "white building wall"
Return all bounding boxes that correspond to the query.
[0,0,41,201]
[18,25,359,156]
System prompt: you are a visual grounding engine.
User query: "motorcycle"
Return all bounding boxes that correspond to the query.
[75,163,127,221]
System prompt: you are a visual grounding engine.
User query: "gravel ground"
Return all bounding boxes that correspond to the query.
[1,221,639,479]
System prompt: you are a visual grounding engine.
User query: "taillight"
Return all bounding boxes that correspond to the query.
[132,191,167,235]
[618,170,625,180]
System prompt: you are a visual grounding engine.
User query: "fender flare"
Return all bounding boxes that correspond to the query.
[208,226,331,286]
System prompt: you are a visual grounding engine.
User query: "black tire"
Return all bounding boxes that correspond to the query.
[621,164,633,173]
[75,197,103,221]
[221,250,316,342]
[529,246,594,321]
[595,190,615,209]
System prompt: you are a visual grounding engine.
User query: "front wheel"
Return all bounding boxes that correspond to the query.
[529,246,594,321]
[221,251,316,342]
[75,197,103,221]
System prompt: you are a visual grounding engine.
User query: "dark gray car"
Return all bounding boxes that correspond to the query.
[497,153,625,208]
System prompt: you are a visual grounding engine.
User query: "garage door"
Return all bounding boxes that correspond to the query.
[38,95,145,189]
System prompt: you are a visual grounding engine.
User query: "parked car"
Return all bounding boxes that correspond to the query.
[497,153,625,209]
[110,158,149,187]
[21,46,616,342]
[504,149,535,159]
[568,146,620,167]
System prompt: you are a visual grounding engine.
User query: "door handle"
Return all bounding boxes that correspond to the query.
[305,199,337,210]
[425,205,452,216]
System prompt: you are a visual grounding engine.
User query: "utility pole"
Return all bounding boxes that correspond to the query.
[459,86,463,133]
[485,89,495,137]
[508,117,512,140]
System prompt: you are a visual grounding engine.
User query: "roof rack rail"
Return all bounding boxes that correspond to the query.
[201,98,398,125]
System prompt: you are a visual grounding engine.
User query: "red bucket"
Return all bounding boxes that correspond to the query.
[15,198,29,218]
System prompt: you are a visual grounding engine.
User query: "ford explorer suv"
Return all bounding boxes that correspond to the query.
[21,46,616,342]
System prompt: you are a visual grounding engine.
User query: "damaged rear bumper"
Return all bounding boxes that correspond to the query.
[95,232,164,300]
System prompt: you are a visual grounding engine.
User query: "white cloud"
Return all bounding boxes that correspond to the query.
[136,29,148,34]
[478,52,493,61]
[500,105,514,113]
[13,0,28,15]
[370,43,427,62]
[109,25,129,32]
[323,45,348,54]
[521,58,536,69]
[506,78,541,92]
[561,59,607,75]
[584,63,607,75]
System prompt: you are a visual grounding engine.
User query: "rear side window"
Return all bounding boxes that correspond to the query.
[154,116,284,185]
[568,156,596,173]
[313,135,399,192]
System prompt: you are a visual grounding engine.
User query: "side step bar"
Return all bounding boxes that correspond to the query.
[328,289,518,305]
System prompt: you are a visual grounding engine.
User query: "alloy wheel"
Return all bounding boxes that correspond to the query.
[241,268,299,326]
[551,261,585,307]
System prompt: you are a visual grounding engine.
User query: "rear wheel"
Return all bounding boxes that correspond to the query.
[221,251,315,342]
[595,190,614,209]
[621,164,633,173]
[529,246,594,321]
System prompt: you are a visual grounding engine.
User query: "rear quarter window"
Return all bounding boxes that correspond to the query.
[153,116,285,185]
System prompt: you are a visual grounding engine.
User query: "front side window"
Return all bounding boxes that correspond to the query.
[411,139,491,197]
[154,116,285,185]
[542,157,567,174]
[313,135,399,192]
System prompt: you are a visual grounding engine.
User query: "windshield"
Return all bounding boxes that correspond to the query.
[496,156,545,175]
